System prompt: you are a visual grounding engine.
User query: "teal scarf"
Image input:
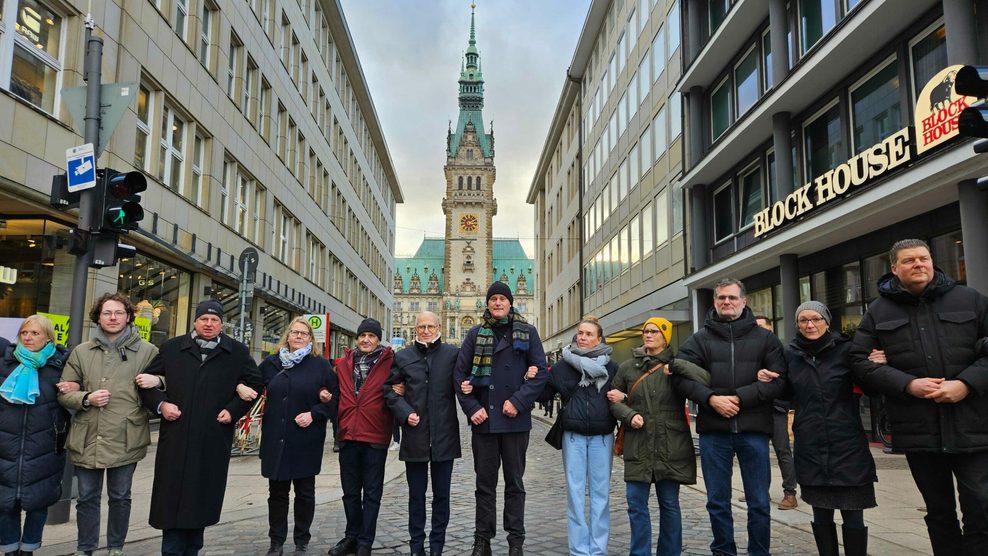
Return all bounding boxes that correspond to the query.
[1,341,55,405]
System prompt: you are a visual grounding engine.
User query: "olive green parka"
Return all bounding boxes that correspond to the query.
[58,325,158,469]
[610,347,710,485]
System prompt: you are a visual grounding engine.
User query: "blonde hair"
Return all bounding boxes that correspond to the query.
[276,316,317,354]
[18,314,56,344]
[578,315,604,340]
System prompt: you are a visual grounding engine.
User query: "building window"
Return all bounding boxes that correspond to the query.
[640,125,652,175]
[2,0,64,114]
[800,0,837,55]
[850,58,901,154]
[910,22,946,101]
[638,54,649,106]
[711,77,732,140]
[158,105,186,191]
[227,33,242,101]
[653,104,667,159]
[175,0,189,42]
[253,185,265,246]
[642,201,654,256]
[735,45,760,117]
[244,57,258,119]
[199,1,215,69]
[667,1,680,59]
[709,0,730,34]
[234,172,252,236]
[651,25,665,81]
[220,158,232,226]
[135,84,152,170]
[803,101,844,181]
[739,165,763,229]
[189,134,205,207]
[259,79,271,142]
[669,92,682,140]
[713,183,734,242]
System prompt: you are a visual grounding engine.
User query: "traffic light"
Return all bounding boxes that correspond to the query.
[97,169,146,233]
[90,233,136,268]
[49,174,80,209]
[954,66,988,191]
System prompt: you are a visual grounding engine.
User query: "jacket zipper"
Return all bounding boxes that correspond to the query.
[16,405,27,499]
[730,323,738,433]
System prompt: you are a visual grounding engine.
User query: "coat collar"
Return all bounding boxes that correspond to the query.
[179,332,233,359]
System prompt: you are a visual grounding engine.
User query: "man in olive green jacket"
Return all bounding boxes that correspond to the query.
[58,293,160,556]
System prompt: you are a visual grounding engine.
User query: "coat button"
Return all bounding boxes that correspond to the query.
[97,435,102,440]
[489,385,494,390]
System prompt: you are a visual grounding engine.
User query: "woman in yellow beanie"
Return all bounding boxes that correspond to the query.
[608,317,710,556]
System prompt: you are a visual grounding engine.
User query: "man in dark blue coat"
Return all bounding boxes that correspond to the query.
[454,282,547,556]
[385,311,461,556]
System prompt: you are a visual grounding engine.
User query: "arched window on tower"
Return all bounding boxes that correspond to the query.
[467,176,473,189]
[458,176,463,189]
[476,176,482,189]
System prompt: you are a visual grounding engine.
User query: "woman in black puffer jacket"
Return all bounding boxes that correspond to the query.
[0,315,70,556]
[760,301,876,556]
[542,316,618,556]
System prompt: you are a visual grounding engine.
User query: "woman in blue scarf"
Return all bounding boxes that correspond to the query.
[542,315,619,556]
[0,315,70,556]
[258,317,339,556]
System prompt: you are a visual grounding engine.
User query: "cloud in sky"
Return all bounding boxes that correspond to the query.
[340,0,591,257]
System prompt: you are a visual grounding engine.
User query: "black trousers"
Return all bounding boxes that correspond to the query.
[906,451,988,556]
[339,441,387,547]
[161,527,204,556]
[268,476,316,547]
[472,431,529,547]
[406,459,455,553]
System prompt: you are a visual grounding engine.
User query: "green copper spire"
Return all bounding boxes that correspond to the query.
[448,3,493,158]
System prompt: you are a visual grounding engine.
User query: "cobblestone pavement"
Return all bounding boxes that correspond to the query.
[120,416,818,555]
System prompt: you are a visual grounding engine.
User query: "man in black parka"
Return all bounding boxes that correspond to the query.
[677,278,787,556]
[140,300,263,555]
[850,238,988,556]
[384,311,461,556]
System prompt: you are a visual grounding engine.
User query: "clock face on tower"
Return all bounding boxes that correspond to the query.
[459,214,479,233]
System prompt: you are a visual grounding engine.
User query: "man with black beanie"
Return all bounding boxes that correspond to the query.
[328,318,395,556]
[454,282,548,556]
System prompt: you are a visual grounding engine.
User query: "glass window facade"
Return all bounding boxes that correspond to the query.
[850,60,901,153]
[118,253,192,346]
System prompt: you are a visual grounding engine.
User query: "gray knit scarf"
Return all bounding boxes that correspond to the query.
[353,345,383,396]
[91,324,137,352]
[561,343,613,392]
[191,331,219,362]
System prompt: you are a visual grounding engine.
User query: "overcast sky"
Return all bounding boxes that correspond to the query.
[340,0,591,257]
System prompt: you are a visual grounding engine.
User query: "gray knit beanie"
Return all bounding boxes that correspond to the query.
[795,301,831,325]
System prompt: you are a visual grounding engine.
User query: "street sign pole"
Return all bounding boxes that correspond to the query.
[53,16,103,526]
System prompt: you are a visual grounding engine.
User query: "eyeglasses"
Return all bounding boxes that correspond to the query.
[642,329,661,336]
[416,324,438,331]
[797,317,826,326]
[100,311,127,318]
[289,330,311,337]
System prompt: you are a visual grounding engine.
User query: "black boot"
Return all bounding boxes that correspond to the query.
[355,545,371,556]
[508,547,523,556]
[841,524,868,556]
[327,537,357,556]
[811,521,839,556]
[469,537,491,556]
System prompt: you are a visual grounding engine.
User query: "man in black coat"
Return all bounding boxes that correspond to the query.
[140,300,263,556]
[384,311,461,556]
[850,238,988,555]
[677,278,787,556]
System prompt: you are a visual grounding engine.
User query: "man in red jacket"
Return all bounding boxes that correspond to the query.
[328,318,394,556]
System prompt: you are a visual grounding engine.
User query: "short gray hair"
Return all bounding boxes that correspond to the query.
[713,278,746,298]
[888,239,931,265]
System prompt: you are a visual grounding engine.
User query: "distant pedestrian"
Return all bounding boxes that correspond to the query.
[256,316,338,556]
[759,301,876,556]
[327,318,394,556]
[753,315,798,511]
[677,279,787,556]
[58,293,159,556]
[850,239,988,555]
[609,317,710,556]
[0,315,70,556]
[455,281,548,556]
[139,299,263,556]
[384,311,461,556]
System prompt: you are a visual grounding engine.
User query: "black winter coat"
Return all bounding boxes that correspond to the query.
[259,354,338,480]
[784,334,876,488]
[139,333,263,529]
[384,339,462,462]
[0,339,69,512]
[850,270,988,453]
[678,307,787,435]
[545,357,618,437]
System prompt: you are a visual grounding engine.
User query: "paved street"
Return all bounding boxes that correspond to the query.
[39,412,932,555]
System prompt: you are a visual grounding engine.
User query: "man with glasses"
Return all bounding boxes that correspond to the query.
[58,293,161,556]
[384,311,461,556]
[850,239,988,555]
[677,279,787,556]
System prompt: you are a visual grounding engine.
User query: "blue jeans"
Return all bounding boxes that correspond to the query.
[0,503,48,553]
[699,432,771,556]
[562,431,613,556]
[75,463,138,551]
[626,480,681,556]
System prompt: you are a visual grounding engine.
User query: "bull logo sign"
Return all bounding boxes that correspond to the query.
[915,65,977,154]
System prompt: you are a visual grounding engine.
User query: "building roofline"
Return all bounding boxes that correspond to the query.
[324,0,404,203]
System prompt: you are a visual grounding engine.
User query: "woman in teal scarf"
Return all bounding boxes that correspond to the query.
[0,315,70,556]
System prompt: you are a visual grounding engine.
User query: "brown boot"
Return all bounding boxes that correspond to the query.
[778,493,798,510]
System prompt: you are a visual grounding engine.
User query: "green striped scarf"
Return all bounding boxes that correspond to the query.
[470,308,529,386]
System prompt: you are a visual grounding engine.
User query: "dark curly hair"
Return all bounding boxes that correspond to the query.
[89,292,136,324]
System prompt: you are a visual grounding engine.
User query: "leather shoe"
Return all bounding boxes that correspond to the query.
[469,537,492,556]
[778,493,798,510]
[327,537,357,556]
[508,547,523,556]
[410,549,425,556]
[355,545,371,556]
[266,545,283,556]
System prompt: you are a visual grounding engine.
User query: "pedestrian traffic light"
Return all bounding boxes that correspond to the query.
[90,232,137,268]
[97,169,146,233]
[49,173,80,209]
